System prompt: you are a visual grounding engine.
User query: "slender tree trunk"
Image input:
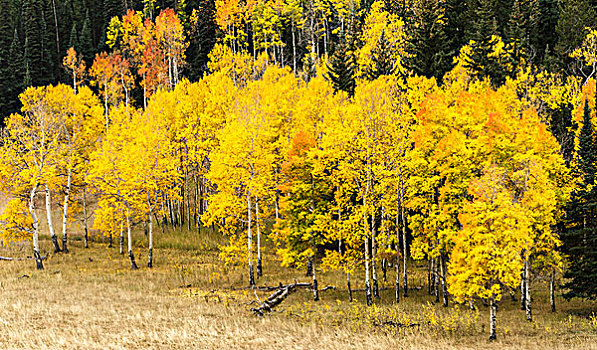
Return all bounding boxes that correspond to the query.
[292,19,297,75]
[120,220,124,255]
[400,199,408,297]
[247,191,255,286]
[382,258,387,283]
[395,253,400,303]
[440,253,449,307]
[185,165,191,232]
[148,210,153,268]
[435,258,440,303]
[347,271,353,302]
[61,167,72,253]
[30,184,43,270]
[83,189,89,248]
[127,209,138,270]
[50,0,61,81]
[45,185,61,253]
[306,256,313,276]
[108,233,113,248]
[428,258,433,295]
[489,298,497,341]
[371,210,379,299]
[256,197,262,278]
[520,269,526,310]
[312,255,319,301]
[194,174,200,230]
[364,216,372,306]
[550,269,556,312]
[524,258,532,321]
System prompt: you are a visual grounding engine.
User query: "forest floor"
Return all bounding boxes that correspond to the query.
[0,223,596,349]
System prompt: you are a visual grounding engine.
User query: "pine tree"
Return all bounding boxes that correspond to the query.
[185,0,218,81]
[69,23,79,51]
[367,30,397,80]
[463,0,515,87]
[79,10,95,63]
[327,38,356,96]
[536,0,559,65]
[562,98,597,300]
[0,0,13,120]
[548,102,576,166]
[9,28,25,101]
[505,0,540,64]
[409,0,452,80]
[23,0,45,86]
[555,0,596,68]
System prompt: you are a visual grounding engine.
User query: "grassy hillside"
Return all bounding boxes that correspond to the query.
[0,224,595,349]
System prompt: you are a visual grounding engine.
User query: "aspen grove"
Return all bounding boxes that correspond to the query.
[2,3,597,343]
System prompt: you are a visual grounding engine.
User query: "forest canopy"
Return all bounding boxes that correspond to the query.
[1,0,597,342]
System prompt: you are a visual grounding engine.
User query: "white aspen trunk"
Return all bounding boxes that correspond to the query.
[148,210,153,268]
[395,247,400,303]
[363,208,372,306]
[550,269,556,312]
[292,19,297,75]
[525,258,532,321]
[185,165,191,232]
[30,184,43,270]
[435,257,440,303]
[520,269,526,310]
[143,72,147,109]
[61,166,72,253]
[45,184,61,252]
[104,83,109,130]
[194,174,200,230]
[400,177,408,297]
[371,207,379,299]
[256,197,262,278]
[119,220,124,255]
[440,253,449,307]
[489,298,497,341]
[428,258,434,295]
[247,191,255,286]
[83,189,89,248]
[127,209,138,270]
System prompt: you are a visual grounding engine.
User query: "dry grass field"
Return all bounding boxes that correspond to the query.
[0,211,596,349]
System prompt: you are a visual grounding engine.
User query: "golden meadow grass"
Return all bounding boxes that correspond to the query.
[0,220,595,349]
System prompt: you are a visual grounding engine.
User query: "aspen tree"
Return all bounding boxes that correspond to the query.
[0,86,66,269]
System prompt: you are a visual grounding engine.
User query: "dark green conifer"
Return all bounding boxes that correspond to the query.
[563,97,597,300]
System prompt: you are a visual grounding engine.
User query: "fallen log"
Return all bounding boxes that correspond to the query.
[0,255,48,261]
[251,282,312,316]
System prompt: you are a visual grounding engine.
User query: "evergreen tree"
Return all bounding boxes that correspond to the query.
[536,0,559,65]
[444,0,467,65]
[69,23,79,50]
[23,0,46,85]
[563,98,597,300]
[185,0,218,81]
[79,10,95,63]
[409,0,452,80]
[0,0,13,120]
[548,102,576,166]
[327,38,356,96]
[367,30,397,80]
[555,0,596,69]
[464,0,515,87]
